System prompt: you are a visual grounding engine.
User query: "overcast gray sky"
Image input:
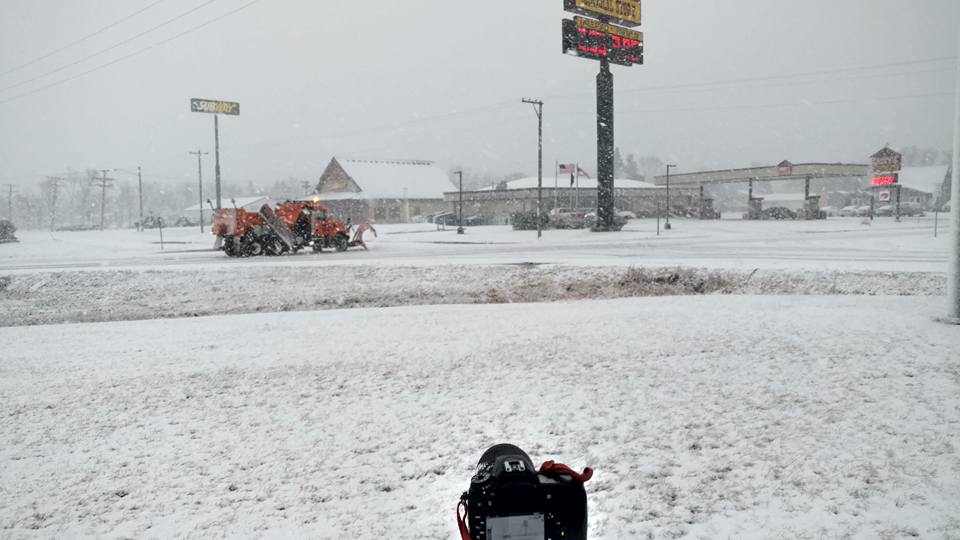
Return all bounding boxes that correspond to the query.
[0,0,958,188]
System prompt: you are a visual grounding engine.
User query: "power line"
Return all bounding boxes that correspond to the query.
[0,0,221,94]
[561,90,955,117]
[0,0,169,78]
[0,0,263,106]
[545,55,958,100]
[250,60,954,151]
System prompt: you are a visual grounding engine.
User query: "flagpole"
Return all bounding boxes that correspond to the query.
[575,161,580,210]
[554,160,559,211]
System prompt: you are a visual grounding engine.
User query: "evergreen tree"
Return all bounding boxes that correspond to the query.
[624,153,641,179]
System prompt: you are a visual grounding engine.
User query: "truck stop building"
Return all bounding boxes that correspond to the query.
[443,176,704,225]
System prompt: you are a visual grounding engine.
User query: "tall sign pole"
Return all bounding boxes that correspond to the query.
[191,98,239,210]
[561,0,643,232]
[214,115,222,209]
[596,58,615,230]
[948,24,960,322]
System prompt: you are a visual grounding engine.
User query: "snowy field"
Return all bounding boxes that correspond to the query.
[2,296,958,539]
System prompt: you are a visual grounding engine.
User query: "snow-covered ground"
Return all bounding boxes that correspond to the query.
[2,296,958,538]
[2,217,956,538]
[0,217,949,273]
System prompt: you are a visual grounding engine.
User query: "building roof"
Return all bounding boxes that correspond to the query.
[184,196,268,212]
[476,176,658,191]
[896,166,948,195]
[318,158,454,200]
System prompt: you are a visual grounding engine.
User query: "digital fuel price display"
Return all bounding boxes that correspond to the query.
[562,18,644,66]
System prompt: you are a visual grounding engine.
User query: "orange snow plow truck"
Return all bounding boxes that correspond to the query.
[211,199,376,257]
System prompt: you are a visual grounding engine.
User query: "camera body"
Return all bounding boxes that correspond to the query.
[465,444,588,540]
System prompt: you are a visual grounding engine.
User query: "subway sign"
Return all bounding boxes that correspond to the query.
[190,98,240,116]
[564,0,641,27]
[562,17,644,66]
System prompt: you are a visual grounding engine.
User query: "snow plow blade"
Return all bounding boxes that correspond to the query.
[258,204,298,250]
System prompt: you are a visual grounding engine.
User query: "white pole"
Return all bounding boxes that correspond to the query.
[949,22,960,321]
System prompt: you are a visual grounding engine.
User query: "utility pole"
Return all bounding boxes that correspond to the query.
[95,170,115,231]
[137,166,144,232]
[2,183,15,222]
[522,98,544,239]
[665,164,676,230]
[947,19,960,322]
[46,176,64,231]
[455,171,464,234]
[189,149,209,233]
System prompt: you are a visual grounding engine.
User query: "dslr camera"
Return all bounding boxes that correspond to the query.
[459,443,591,540]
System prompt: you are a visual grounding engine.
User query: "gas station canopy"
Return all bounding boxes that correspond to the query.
[654,162,869,186]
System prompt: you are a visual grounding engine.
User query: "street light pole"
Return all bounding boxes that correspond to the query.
[522,98,544,239]
[456,171,464,234]
[665,164,676,230]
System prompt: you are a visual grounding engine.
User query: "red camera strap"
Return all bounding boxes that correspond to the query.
[457,499,472,540]
[456,462,592,540]
[539,460,594,483]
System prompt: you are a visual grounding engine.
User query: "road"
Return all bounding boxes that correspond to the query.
[0,218,948,274]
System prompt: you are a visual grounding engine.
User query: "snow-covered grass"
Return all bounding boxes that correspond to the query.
[2,296,958,538]
[0,264,946,327]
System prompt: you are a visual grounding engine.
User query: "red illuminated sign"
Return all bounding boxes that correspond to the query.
[871,175,897,186]
[562,19,644,66]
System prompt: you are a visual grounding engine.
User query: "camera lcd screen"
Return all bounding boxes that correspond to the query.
[486,513,545,540]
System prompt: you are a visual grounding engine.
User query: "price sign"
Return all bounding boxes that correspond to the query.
[562,18,644,66]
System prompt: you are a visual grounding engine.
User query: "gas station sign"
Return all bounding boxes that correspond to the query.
[870,147,902,174]
[871,175,898,186]
[563,0,642,27]
[562,17,644,66]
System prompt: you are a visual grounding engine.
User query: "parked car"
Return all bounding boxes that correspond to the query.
[173,216,198,227]
[839,205,860,217]
[900,202,925,217]
[584,212,628,230]
[875,205,894,217]
[548,208,586,229]
[761,206,796,220]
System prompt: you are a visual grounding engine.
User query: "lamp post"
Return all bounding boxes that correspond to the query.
[456,171,464,234]
[665,164,677,230]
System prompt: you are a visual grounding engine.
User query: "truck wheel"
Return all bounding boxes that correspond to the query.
[223,238,241,257]
[244,239,263,257]
[264,237,285,256]
[334,233,349,252]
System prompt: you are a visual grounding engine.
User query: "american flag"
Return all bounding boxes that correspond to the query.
[558,163,575,174]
